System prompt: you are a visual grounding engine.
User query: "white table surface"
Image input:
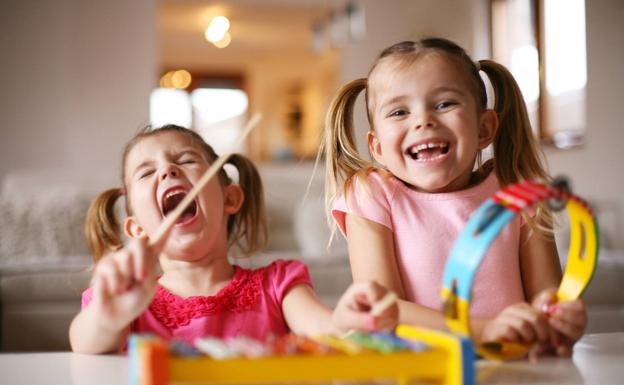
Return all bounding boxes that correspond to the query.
[0,333,622,385]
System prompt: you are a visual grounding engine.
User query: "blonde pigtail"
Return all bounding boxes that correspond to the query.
[227,154,268,256]
[479,59,554,236]
[322,78,372,232]
[478,60,549,186]
[84,188,124,262]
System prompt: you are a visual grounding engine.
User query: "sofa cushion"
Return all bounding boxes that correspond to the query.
[0,269,91,351]
[293,184,347,260]
[0,269,90,303]
[259,163,325,252]
[582,249,624,305]
[0,185,93,270]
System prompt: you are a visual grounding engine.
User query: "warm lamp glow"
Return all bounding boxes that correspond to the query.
[159,71,174,88]
[205,16,230,43]
[159,69,192,89]
[213,32,231,49]
[171,70,192,89]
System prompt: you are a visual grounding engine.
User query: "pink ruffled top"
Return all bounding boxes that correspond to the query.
[81,259,312,345]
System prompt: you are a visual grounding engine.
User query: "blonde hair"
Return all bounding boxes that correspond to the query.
[85,125,268,262]
[323,38,552,237]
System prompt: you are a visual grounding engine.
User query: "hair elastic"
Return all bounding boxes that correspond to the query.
[476,62,495,109]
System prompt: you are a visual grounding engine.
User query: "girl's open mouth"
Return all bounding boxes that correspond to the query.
[161,189,198,225]
[405,141,450,162]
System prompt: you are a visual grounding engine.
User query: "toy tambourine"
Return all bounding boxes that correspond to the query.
[441,177,599,360]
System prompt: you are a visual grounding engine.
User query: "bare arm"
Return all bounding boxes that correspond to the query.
[519,224,562,302]
[345,214,449,330]
[281,285,335,336]
[69,302,130,354]
[282,281,399,336]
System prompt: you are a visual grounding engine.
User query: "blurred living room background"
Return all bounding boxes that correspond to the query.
[0,0,622,351]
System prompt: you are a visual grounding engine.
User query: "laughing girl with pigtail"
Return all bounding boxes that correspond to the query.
[323,38,587,357]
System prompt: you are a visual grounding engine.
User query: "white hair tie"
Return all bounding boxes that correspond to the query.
[477,66,495,109]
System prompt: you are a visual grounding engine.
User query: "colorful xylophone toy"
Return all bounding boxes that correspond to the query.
[129,324,474,385]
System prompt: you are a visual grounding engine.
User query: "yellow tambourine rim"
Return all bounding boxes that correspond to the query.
[441,181,599,360]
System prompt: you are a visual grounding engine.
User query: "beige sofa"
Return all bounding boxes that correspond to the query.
[0,165,622,352]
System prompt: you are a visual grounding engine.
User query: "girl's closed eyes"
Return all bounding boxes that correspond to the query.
[139,168,155,180]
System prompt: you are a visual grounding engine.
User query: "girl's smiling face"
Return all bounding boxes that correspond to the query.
[122,131,241,260]
[367,52,497,193]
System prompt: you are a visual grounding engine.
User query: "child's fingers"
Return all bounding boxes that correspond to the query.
[549,330,574,357]
[549,317,585,342]
[347,281,387,310]
[531,287,557,309]
[128,237,153,282]
[551,300,587,325]
[336,282,398,332]
[116,249,136,290]
[91,275,105,305]
[484,321,522,343]
[555,342,573,357]
[501,328,522,343]
[334,293,376,331]
[359,281,390,303]
[350,309,395,332]
[370,293,398,330]
[348,310,380,331]
[98,251,138,295]
[503,304,549,344]
[507,318,536,343]
[548,300,587,342]
[96,259,123,296]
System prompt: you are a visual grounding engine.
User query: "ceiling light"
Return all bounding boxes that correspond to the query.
[213,32,231,49]
[205,16,230,43]
[171,70,192,89]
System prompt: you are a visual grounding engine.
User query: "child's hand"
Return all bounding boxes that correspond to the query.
[90,237,159,331]
[480,302,550,348]
[532,289,587,357]
[332,281,399,333]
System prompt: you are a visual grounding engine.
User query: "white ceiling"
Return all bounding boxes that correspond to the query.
[158,0,337,69]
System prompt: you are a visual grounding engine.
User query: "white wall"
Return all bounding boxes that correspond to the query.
[0,0,156,188]
[545,0,624,248]
[340,0,489,81]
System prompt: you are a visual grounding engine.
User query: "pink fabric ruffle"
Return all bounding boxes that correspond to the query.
[149,267,262,328]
